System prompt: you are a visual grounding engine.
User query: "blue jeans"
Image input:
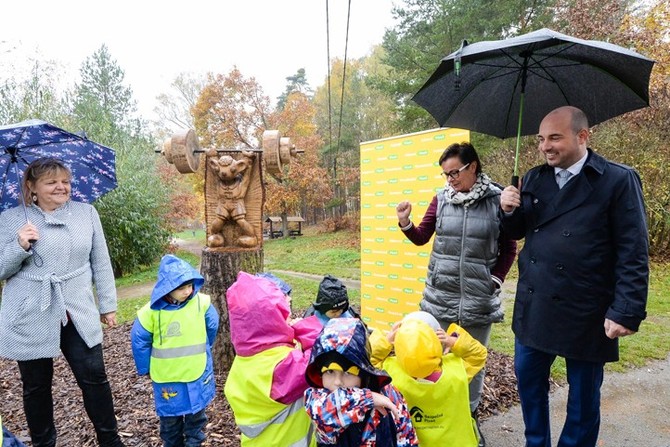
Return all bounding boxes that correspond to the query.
[515,339,604,447]
[17,322,124,447]
[159,409,207,447]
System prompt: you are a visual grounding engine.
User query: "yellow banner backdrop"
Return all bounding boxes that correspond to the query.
[360,128,470,331]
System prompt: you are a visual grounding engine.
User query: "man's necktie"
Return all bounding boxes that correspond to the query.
[556,169,573,189]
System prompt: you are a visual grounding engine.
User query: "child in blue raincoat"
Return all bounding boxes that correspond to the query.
[130,255,219,447]
[1,416,26,447]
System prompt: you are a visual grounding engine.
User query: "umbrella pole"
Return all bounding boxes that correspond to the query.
[7,148,30,223]
[512,92,525,188]
[12,162,30,223]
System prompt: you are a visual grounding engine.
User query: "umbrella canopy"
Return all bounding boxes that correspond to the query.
[413,28,654,137]
[412,28,654,180]
[0,119,117,214]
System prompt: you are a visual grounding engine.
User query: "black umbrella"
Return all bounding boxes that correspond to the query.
[412,28,654,184]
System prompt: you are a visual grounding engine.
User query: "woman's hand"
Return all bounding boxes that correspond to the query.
[100,312,118,328]
[396,201,412,227]
[17,222,39,250]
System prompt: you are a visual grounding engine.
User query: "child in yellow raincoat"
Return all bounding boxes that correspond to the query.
[370,311,487,447]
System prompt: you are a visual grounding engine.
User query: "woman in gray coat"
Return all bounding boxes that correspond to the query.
[0,158,125,447]
[396,142,517,446]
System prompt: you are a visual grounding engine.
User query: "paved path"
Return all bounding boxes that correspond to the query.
[271,269,360,290]
[481,354,670,447]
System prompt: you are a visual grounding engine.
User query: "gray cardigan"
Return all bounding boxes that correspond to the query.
[0,201,117,361]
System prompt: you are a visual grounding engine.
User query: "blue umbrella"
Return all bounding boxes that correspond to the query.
[0,119,117,217]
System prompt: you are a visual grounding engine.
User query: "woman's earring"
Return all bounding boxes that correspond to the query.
[31,194,37,203]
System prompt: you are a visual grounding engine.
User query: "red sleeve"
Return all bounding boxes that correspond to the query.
[401,196,438,246]
[491,231,517,284]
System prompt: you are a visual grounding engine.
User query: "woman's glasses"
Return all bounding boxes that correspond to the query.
[441,162,470,180]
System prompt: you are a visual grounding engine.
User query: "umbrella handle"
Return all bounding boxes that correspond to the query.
[512,91,525,188]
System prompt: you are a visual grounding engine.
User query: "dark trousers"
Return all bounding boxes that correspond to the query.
[17,322,124,447]
[159,409,207,447]
[514,339,604,447]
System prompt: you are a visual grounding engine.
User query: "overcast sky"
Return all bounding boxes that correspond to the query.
[1,0,396,120]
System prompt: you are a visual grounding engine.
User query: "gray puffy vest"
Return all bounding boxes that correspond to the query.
[420,186,504,326]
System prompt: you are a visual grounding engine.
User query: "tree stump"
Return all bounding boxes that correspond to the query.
[200,248,263,372]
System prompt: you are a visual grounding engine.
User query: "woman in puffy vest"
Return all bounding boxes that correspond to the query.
[395,142,517,444]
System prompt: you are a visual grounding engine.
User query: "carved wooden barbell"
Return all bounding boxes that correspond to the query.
[159,129,300,176]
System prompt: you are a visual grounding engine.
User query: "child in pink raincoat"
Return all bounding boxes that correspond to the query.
[223,271,322,446]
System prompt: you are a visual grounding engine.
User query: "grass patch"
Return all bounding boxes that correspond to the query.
[264,228,360,280]
[117,295,150,325]
[609,261,670,372]
[489,261,670,380]
[270,272,361,317]
[174,228,207,242]
[115,250,199,288]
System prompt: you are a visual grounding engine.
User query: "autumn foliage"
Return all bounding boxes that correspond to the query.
[555,0,670,257]
[265,92,333,222]
[156,160,203,231]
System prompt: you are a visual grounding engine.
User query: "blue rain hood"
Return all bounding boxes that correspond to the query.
[150,255,204,310]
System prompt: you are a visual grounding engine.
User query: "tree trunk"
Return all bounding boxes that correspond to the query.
[281,211,288,237]
[200,248,263,372]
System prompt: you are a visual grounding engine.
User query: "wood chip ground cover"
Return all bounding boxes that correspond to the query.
[0,324,518,446]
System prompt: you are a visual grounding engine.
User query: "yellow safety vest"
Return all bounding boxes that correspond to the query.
[383,355,478,447]
[224,346,316,447]
[137,293,210,383]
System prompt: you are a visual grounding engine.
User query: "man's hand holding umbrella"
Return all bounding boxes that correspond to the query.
[500,183,521,213]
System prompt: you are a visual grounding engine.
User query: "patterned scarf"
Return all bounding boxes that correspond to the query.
[444,173,493,207]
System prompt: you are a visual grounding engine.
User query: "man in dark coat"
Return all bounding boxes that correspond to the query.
[500,106,649,447]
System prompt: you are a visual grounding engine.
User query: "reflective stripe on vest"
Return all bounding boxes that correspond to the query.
[137,293,210,383]
[239,398,305,438]
[224,346,316,447]
[151,343,206,359]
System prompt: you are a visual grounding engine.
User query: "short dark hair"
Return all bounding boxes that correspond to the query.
[22,158,71,205]
[438,142,482,175]
[569,108,590,134]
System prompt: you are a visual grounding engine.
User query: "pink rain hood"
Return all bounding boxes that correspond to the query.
[227,271,303,356]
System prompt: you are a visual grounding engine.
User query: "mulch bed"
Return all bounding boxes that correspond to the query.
[0,324,519,446]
